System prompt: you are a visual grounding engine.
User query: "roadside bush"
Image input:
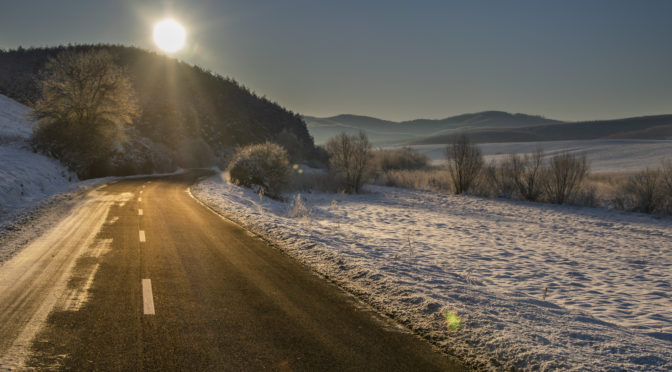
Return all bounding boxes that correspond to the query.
[228,142,290,198]
[372,147,430,172]
[445,134,483,194]
[325,131,372,193]
[542,152,588,204]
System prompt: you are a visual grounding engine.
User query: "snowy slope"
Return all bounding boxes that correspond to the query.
[193,175,672,371]
[0,94,75,215]
[0,94,34,141]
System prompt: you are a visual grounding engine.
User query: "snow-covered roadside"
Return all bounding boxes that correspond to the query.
[0,93,89,264]
[192,174,672,371]
[0,178,112,266]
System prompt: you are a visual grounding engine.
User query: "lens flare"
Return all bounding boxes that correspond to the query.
[445,310,461,331]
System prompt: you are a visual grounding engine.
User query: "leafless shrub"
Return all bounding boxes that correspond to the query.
[510,148,545,201]
[613,168,663,214]
[542,152,589,204]
[325,131,372,193]
[445,134,483,194]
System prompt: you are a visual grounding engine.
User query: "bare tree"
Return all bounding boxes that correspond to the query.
[325,131,371,193]
[31,49,139,178]
[510,148,545,201]
[445,134,483,194]
[622,169,663,214]
[542,152,588,204]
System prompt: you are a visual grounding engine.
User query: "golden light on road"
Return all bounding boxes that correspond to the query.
[153,19,186,53]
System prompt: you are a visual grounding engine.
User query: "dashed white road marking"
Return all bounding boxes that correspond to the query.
[138,209,143,216]
[139,230,146,242]
[142,279,155,315]
[140,190,143,194]
[138,197,142,202]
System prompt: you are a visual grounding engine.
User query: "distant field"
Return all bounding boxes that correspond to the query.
[405,139,672,173]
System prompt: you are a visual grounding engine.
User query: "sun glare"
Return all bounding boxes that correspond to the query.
[153,19,186,53]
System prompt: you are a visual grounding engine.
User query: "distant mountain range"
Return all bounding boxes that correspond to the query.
[303,111,672,145]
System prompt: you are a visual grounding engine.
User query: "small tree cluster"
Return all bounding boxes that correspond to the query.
[325,131,371,193]
[227,142,290,198]
[484,149,589,205]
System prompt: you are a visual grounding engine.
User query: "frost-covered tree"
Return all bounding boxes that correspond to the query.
[228,142,290,198]
[31,49,139,178]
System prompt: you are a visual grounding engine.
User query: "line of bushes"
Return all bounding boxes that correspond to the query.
[225,132,672,216]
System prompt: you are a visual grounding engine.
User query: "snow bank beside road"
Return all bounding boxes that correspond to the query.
[192,174,672,370]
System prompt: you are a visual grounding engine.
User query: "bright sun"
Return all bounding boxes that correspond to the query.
[153,19,186,53]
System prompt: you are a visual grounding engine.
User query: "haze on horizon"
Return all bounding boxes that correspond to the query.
[1,0,671,122]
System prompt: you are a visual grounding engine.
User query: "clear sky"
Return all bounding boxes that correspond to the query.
[1,0,671,122]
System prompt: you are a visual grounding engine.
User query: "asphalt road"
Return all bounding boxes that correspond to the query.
[1,170,465,371]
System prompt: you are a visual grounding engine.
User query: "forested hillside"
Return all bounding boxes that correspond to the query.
[0,45,318,175]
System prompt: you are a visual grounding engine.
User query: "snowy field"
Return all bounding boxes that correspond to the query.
[193,175,672,370]
[409,140,672,173]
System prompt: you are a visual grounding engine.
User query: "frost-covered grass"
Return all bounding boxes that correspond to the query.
[193,174,672,371]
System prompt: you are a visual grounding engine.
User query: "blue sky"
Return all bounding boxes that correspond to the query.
[1,0,671,121]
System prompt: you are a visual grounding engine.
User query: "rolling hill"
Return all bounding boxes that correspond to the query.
[305,111,672,145]
[411,114,672,144]
[304,111,563,145]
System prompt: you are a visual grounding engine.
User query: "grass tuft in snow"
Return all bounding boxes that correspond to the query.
[286,193,312,219]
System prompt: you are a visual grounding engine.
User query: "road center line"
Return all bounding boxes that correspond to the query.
[139,230,146,242]
[142,279,155,315]
[138,197,142,202]
[138,209,143,216]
